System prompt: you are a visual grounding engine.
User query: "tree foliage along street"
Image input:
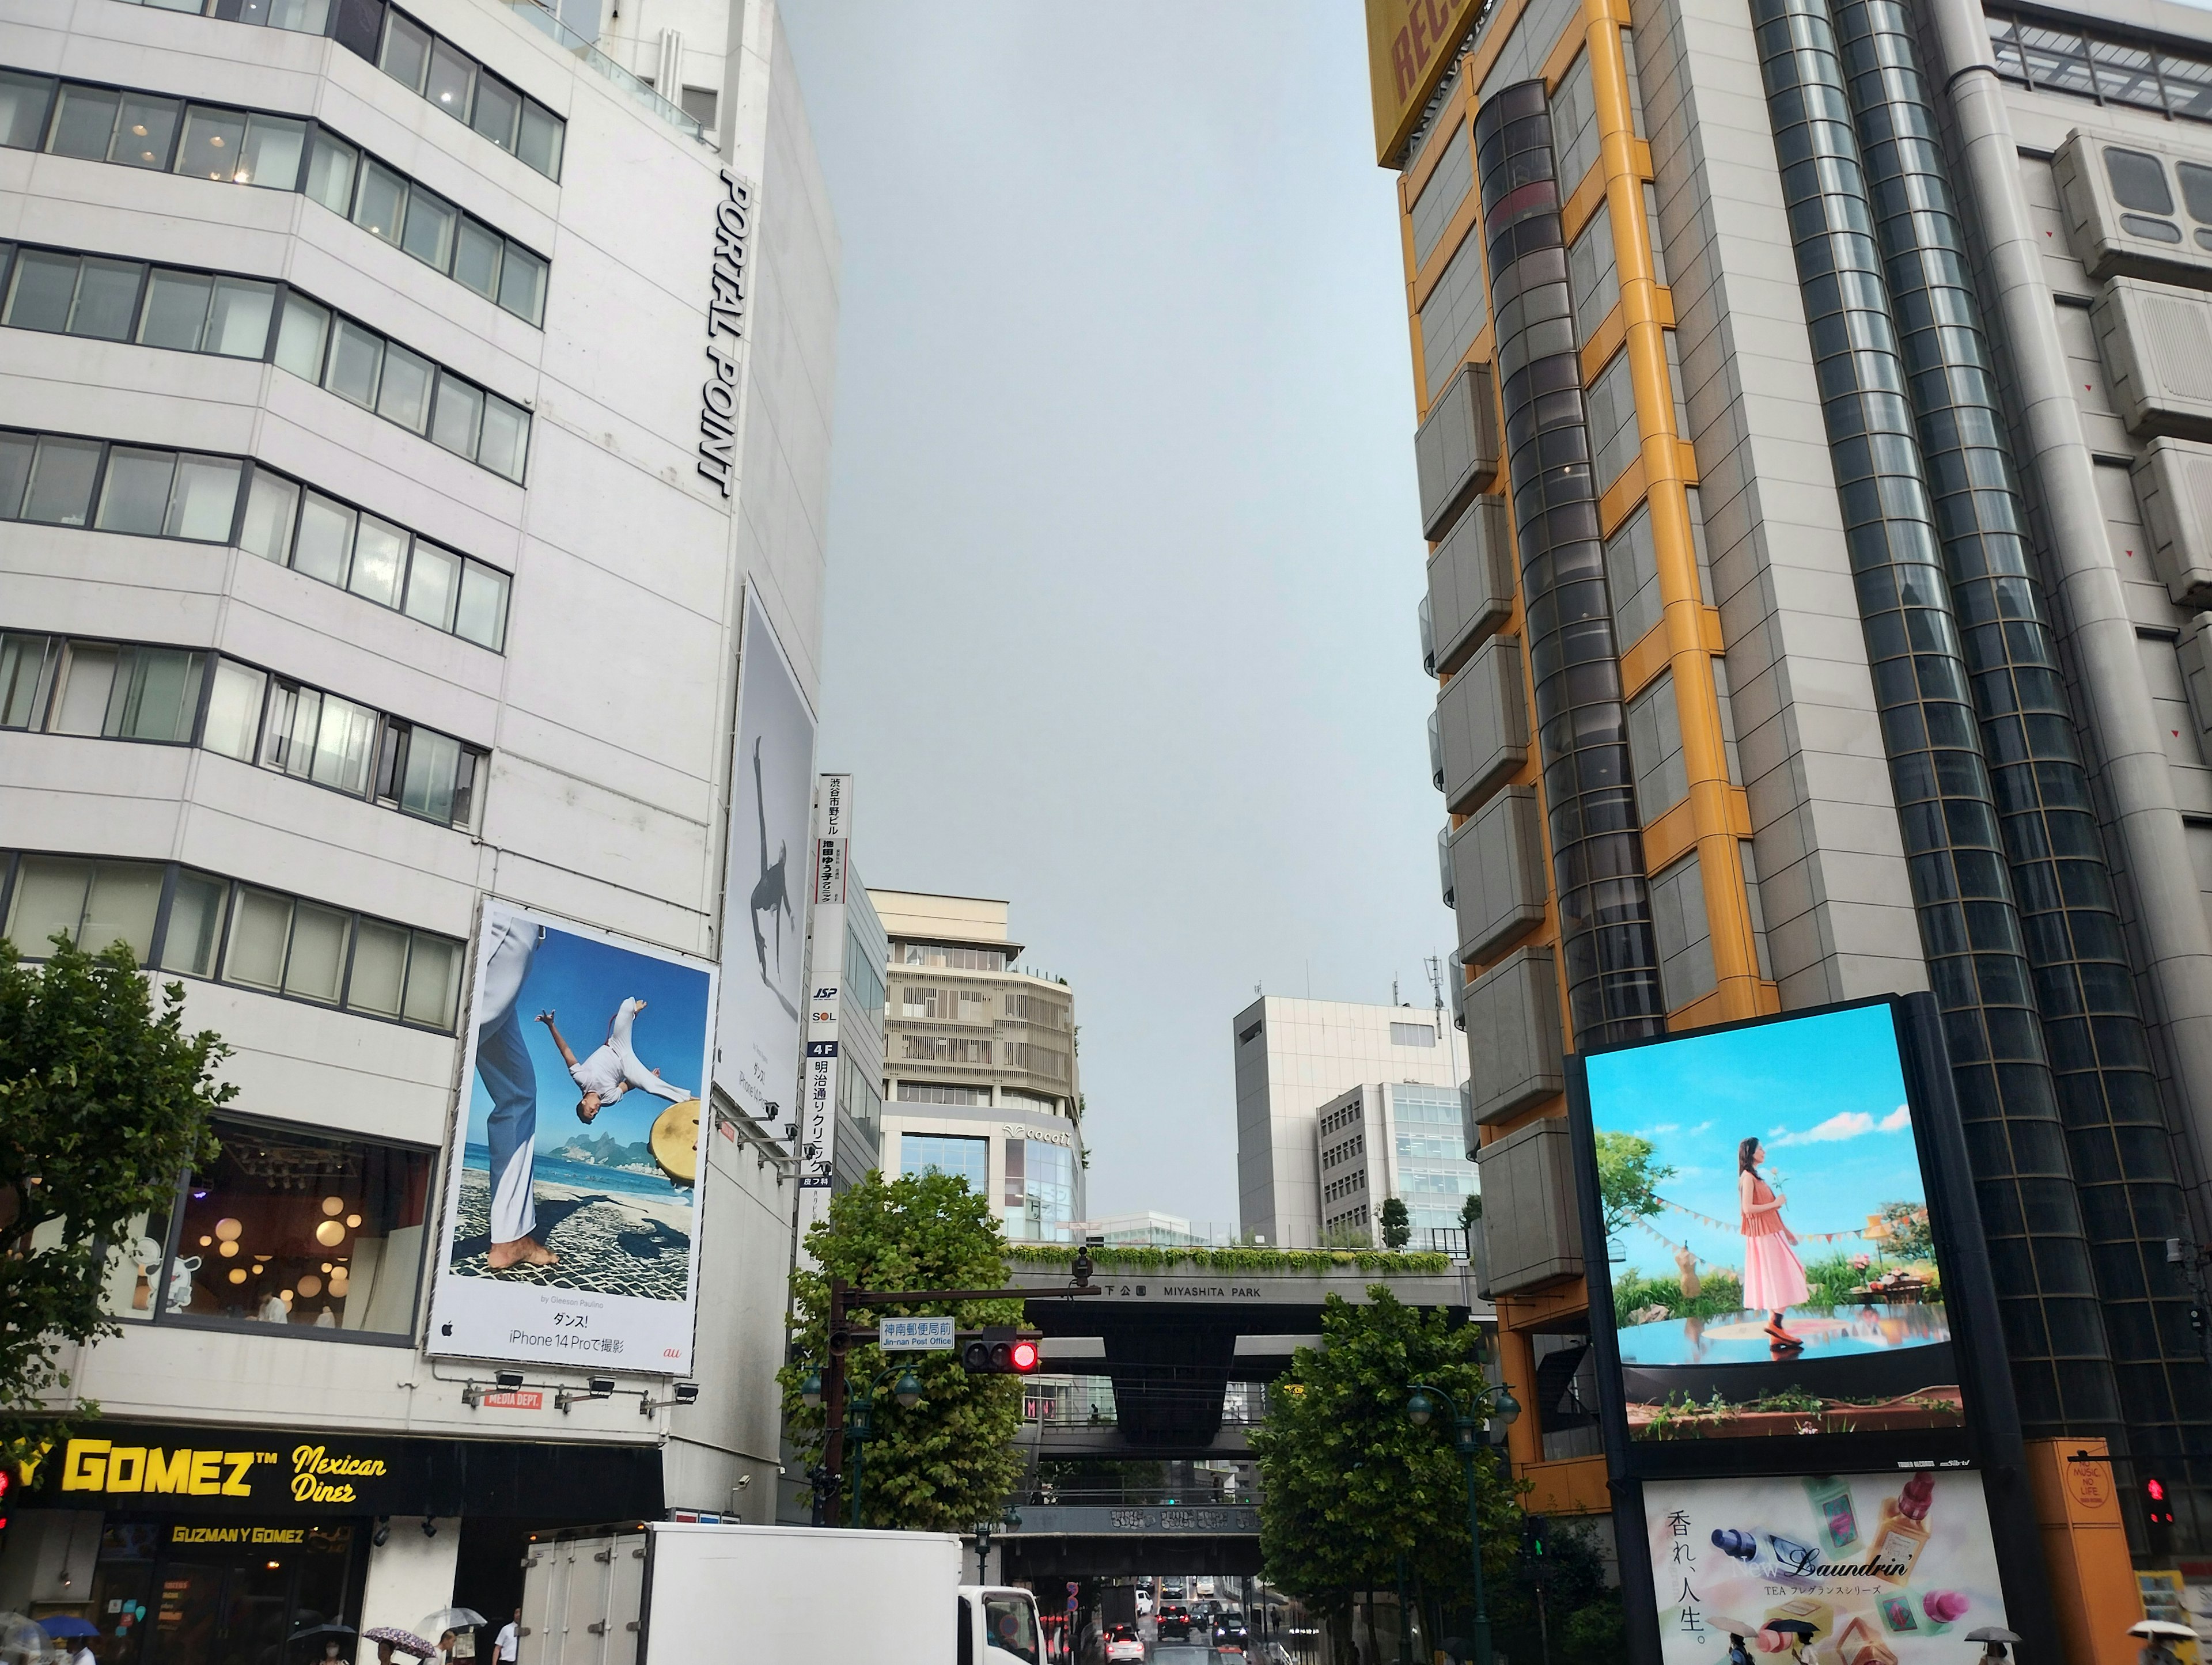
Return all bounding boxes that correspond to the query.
[781,1168,1025,1532]
[0,935,232,1465]
[1248,1288,1523,1658]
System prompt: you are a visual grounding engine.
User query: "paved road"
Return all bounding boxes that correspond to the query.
[1143,1615,1228,1663]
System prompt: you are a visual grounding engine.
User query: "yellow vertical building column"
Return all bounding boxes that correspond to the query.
[1580,0,1766,1023]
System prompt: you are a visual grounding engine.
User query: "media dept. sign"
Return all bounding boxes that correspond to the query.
[35,1426,428,1514]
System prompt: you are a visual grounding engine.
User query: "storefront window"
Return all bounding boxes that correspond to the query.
[164,1119,432,1338]
[91,1518,358,1665]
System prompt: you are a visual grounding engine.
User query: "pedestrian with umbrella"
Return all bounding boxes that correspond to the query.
[37,1614,97,1665]
[1965,1626,2020,1664]
[2129,1618,2200,1665]
[418,1608,487,1665]
[363,1628,437,1665]
[290,1622,355,1665]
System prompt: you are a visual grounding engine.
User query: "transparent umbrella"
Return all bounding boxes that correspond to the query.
[0,1614,53,1665]
[416,1612,487,1642]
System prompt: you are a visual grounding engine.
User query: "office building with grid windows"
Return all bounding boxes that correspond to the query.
[1316,1080,1482,1249]
[0,0,839,1643]
[1369,0,2212,1602]
[1234,995,1472,1249]
[874,889,1089,1241]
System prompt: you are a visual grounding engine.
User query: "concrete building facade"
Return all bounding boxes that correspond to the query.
[1233,996,1471,1249]
[873,889,1088,1242]
[1369,0,2212,1592]
[0,0,836,1645]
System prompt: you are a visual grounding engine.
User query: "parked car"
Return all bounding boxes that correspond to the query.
[1105,1624,1146,1663]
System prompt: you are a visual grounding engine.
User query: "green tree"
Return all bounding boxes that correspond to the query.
[1249,1288,1522,1658]
[1379,1197,1411,1250]
[1494,1517,1619,1664]
[1,935,230,1463]
[781,1168,1024,1532]
[1594,1129,1675,1242]
[1459,1193,1483,1230]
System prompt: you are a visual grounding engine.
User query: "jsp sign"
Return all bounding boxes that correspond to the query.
[697,166,754,498]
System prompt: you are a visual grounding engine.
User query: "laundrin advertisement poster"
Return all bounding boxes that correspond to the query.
[1643,1471,2009,1665]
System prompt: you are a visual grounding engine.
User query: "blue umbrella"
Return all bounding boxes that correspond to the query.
[36,1622,96,1641]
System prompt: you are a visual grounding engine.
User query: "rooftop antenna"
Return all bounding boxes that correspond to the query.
[1423,954,1446,1026]
[1393,976,1401,1006]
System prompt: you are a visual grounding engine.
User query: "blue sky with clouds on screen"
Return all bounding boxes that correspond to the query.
[1582,1003,1926,1279]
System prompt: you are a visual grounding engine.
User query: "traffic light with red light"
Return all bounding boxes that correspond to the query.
[961,1326,1043,1375]
[2146,1476,2176,1554]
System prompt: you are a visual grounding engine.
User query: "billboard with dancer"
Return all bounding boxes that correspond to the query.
[1579,1001,1960,1442]
[1641,1471,2008,1665]
[714,588,818,1127]
[429,900,715,1371]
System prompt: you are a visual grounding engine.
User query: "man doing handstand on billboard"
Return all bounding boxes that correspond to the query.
[537,1000,693,1124]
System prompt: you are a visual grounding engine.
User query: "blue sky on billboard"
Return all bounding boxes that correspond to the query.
[464,926,713,1159]
[1585,1003,1922,1277]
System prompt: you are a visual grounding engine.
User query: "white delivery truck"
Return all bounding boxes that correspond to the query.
[519,1520,1041,1665]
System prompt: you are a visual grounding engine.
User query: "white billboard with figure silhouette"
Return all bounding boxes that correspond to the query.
[429,898,716,1371]
[714,588,818,1129]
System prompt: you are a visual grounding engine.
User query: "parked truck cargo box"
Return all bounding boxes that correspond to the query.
[520,1521,1040,1665]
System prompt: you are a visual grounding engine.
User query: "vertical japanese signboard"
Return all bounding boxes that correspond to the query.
[798,773,851,1194]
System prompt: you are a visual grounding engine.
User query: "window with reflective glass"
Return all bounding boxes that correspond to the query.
[0,70,53,149]
[399,187,456,271]
[111,96,180,169]
[175,106,247,181]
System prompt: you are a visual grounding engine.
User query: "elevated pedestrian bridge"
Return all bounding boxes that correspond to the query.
[1003,1252,1484,1455]
[999,1500,1263,1581]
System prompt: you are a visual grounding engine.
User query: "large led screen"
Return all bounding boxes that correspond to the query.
[1642,1471,2008,1664]
[1582,1002,1959,1443]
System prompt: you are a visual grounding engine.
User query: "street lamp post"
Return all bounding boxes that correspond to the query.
[1404,1379,1520,1665]
[801,1364,921,1528]
[971,1509,1022,1584]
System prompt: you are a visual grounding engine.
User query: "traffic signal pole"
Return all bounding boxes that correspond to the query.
[813,1251,1100,1524]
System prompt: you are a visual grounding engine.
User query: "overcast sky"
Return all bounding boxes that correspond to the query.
[779,1,1453,1229]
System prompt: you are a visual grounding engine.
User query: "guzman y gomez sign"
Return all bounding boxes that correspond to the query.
[698,166,753,498]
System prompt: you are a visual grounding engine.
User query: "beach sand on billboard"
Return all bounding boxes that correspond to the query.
[449,1166,691,1300]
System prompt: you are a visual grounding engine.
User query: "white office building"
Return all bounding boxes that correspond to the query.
[1233,996,1469,1249]
[0,0,836,1647]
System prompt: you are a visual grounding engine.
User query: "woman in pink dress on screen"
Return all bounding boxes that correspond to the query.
[1739,1137,1809,1349]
